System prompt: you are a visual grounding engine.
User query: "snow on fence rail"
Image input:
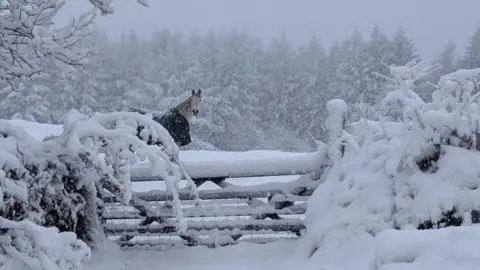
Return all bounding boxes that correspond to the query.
[130,150,324,181]
[102,150,326,249]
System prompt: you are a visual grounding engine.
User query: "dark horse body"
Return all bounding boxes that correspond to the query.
[156,108,191,147]
[131,89,201,147]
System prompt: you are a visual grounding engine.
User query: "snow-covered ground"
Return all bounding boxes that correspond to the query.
[87,238,298,270]
[375,225,480,270]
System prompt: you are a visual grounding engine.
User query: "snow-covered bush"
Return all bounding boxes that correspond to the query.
[0,109,188,269]
[0,121,91,270]
[0,218,91,270]
[297,60,480,267]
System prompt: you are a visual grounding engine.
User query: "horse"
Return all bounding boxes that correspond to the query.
[131,89,202,147]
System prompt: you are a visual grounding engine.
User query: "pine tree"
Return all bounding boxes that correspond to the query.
[262,32,297,125]
[338,28,370,105]
[439,41,457,74]
[325,41,343,94]
[197,30,222,88]
[461,25,480,69]
[293,34,328,136]
[389,26,419,66]
[364,23,392,106]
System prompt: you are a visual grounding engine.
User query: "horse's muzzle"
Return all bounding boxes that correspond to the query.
[192,109,199,116]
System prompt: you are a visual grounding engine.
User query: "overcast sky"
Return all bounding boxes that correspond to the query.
[59,0,480,60]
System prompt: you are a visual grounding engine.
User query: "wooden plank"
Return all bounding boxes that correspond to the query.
[117,236,296,249]
[117,238,186,247]
[108,228,302,239]
[103,203,307,219]
[105,185,314,202]
[104,219,305,235]
[105,198,251,208]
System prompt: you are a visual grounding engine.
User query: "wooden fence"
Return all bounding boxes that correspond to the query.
[101,151,326,249]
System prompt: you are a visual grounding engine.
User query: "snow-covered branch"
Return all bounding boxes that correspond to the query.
[88,0,149,15]
[0,0,150,85]
[0,0,98,83]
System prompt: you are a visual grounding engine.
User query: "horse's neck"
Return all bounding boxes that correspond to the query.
[175,100,192,122]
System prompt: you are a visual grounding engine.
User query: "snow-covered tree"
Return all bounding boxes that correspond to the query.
[389,26,419,66]
[291,35,328,138]
[461,25,480,69]
[363,23,392,106]
[0,0,149,86]
[338,28,370,105]
[262,33,299,126]
[0,0,95,85]
[296,61,480,269]
[439,41,457,74]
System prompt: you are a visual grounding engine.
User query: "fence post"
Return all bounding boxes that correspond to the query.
[326,99,347,161]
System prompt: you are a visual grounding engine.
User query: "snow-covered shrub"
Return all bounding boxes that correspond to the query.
[0,122,91,270]
[0,218,91,270]
[297,60,480,267]
[0,109,188,269]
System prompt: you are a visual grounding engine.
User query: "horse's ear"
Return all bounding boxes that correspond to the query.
[191,89,195,96]
[197,89,201,96]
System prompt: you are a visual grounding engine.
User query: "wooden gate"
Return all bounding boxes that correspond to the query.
[101,151,324,249]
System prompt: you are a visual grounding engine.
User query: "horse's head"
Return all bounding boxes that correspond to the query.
[190,89,202,116]
[176,89,202,121]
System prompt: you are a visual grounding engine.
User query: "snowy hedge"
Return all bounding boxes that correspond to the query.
[298,60,480,266]
[0,109,190,270]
